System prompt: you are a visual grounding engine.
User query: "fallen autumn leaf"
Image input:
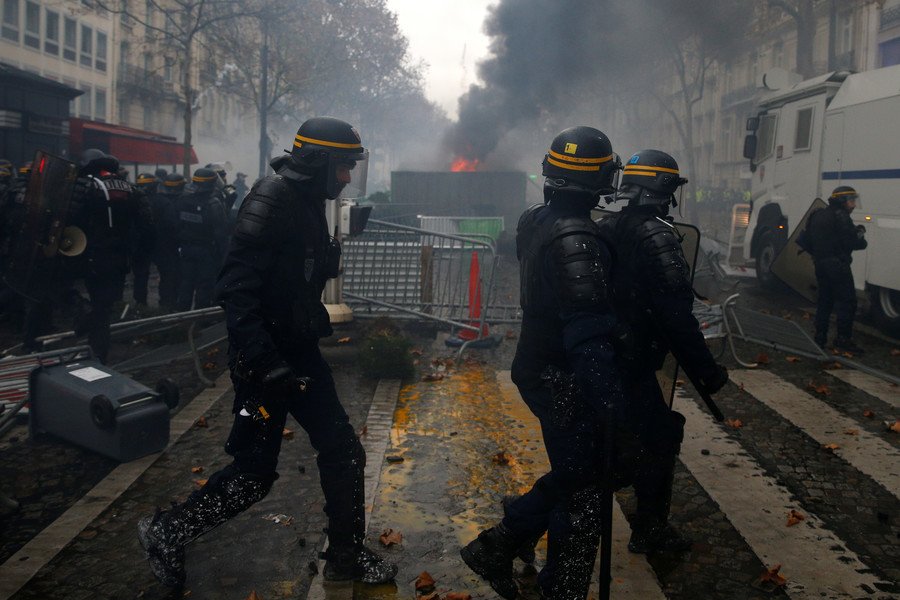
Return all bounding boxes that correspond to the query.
[786,510,805,527]
[379,528,403,547]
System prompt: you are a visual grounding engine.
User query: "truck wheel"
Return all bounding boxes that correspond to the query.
[90,395,115,430]
[868,285,900,336]
[755,231,782,289]
[156,378,180,410]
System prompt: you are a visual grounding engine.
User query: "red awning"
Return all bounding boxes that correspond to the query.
[69,118,198,165]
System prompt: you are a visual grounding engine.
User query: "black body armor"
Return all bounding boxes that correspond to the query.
[216,172,337,368]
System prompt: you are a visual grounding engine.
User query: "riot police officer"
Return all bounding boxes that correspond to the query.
[596,149,728,553]
[462,126,626,599]
[61,150,151,362]
[806,186,867,353]
[174,168,228,311]
[138,117,397,588]
[152,173,185,310]
[206,162,238,212]
[130,173,159,308]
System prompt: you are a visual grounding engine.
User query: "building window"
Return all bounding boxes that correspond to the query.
[144,0,153,39]
[80,24,92,67]
[142,104,152,130]
[23,0,38,48]
[794,107,814,152]
[118,98,128,123]
[164,56,173,81]
[838,13,853,55]
[63,16,76,61]
[2,0,19,42]
[96,30,107,71]
[44,9,59,54]
[78,85,92,119]
[119,40,128,67]
[756,113,777,162]
[143,51,152,72]
[773,41,784,68]
[95,88,107,122]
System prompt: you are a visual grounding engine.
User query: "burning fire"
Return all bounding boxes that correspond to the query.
[451,156,480,172]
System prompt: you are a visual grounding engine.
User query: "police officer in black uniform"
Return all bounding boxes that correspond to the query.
[174,168,228,311]
[462,126,627,599]
[130,173,159,308]
[806,186,867,353]
[138,117,397,588]
[65,149,152,362]
[152,173,185,311]
[596,149,728,552]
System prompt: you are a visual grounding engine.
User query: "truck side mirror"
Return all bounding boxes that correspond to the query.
[746,117,759,131]
[743,134,758,160]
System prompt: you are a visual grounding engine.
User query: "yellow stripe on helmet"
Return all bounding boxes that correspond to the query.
[193,175,216,182]
[831,190,857,197]
[294,134,362,150]
[546,156,601,172]
[164,180,183,187]
[623,170,660,177]
[137,177,156,184]
[548,149,613,165]
[624,165,680,175]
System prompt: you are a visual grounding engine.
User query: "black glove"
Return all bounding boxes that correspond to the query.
[700,364,729,395]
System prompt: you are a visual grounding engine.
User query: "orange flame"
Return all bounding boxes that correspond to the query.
[451,156,480,172]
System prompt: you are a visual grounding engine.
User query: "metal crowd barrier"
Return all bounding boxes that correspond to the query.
[343,218,520,338]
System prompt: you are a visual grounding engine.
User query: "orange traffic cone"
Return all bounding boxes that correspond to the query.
[458,251,489,341]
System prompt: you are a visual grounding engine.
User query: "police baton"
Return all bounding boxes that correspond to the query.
[672,362,724,422]
[597,402,616,600]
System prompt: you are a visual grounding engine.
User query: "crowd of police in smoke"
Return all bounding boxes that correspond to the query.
[0,153,250,363]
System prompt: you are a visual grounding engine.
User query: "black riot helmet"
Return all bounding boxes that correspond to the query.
[79,148,119,176]
[541,126,620,209]
[161,173,186,195]
[136,172,157,192]
[829,185,859,209]
[191,167,219,193]
[289,116,369,199]
[616,149,688,213]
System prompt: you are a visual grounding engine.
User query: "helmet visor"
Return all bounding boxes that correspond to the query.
[330,149,369,200]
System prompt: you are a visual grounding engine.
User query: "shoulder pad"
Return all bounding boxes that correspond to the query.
[636,218,691,294]
[517,203,544,233]
[233,176,287,244]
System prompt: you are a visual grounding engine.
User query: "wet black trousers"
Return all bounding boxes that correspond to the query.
[176,247,218,312]
[194,347,367,550]
[814,258,857,342]
[502,373,684,595]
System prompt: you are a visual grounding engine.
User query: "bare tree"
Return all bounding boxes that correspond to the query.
[767,0,817,77]
[96,0,263,173]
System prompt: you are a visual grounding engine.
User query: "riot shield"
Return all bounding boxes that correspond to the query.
[657,222,700,405]
[3,151,78,302]
[771,198,827,303]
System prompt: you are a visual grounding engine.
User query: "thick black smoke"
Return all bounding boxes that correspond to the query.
[447,0,754,162]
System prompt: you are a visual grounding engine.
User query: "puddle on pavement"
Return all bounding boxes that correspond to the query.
[357,363,550,599]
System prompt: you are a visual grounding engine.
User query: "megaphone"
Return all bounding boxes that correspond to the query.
[58,226,87,257]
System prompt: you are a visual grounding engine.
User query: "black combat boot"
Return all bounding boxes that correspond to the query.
[322,545,398,584]
[460,524,520,600]
[628,522,692,554]
[501,494,544,564]
[138,470,271,587]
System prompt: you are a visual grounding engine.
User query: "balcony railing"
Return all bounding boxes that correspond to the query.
[881,4,900,30]
[117,63,176,96]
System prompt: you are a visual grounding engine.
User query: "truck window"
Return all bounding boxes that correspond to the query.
[794,107,814,152]
[756,114,777,162]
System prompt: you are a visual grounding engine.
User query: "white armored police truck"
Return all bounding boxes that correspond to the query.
[742,65,900,334]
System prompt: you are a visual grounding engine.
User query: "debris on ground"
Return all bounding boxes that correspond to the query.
[379,528,402,547]
[786,510,805,527]
[194,416,208,428]
[415,571,436,594]
[725,418,743,429]
[492,451,512,466]
[191,466,204,474]
[262,513,294,526]
[758,564,787,588]
[807,381,831,396]
[282,428,294,440]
